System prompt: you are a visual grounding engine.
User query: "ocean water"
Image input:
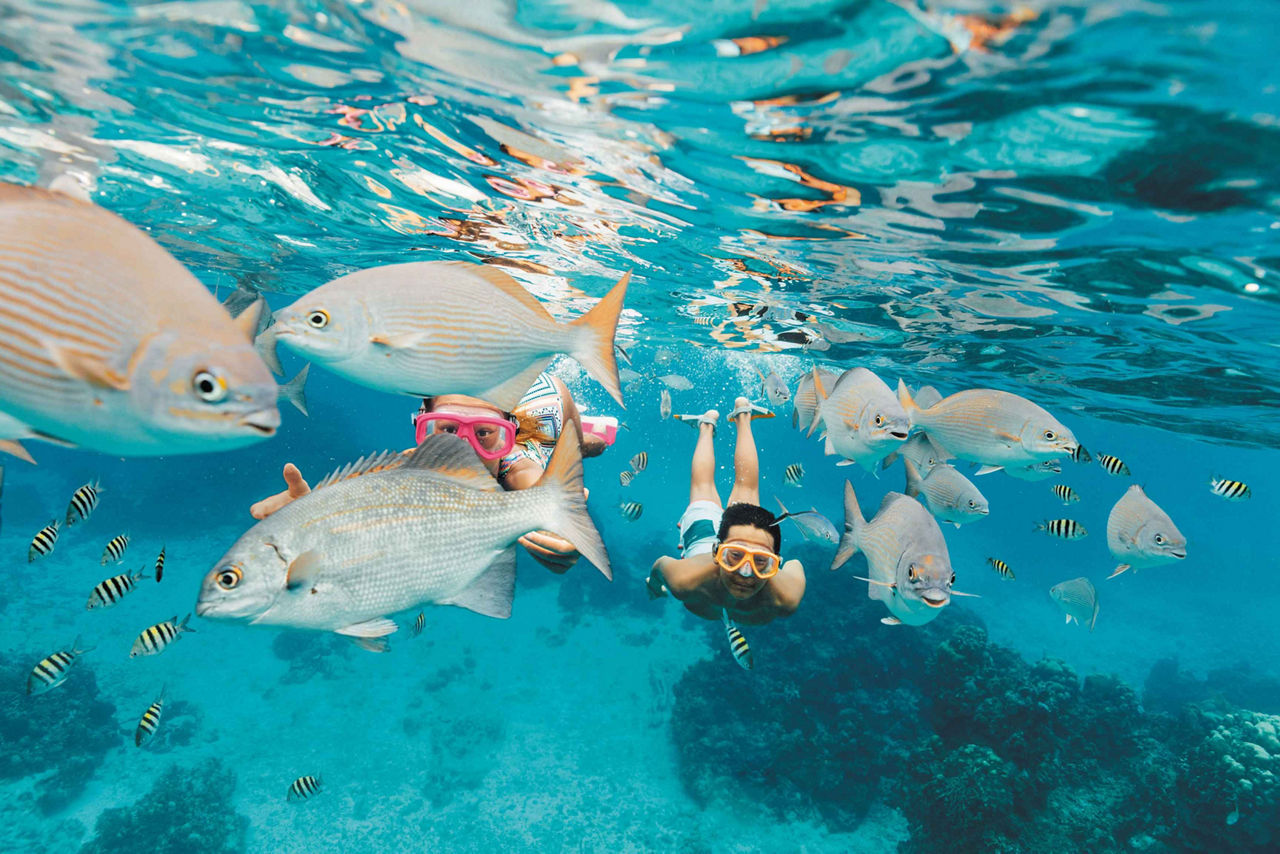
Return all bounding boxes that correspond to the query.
[1,1,1279,852]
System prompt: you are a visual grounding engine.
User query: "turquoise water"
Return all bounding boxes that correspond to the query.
[2,0,1279,851]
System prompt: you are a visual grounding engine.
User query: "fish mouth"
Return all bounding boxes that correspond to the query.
[1171,550,1186,559]
[240,408,281,435]
[890,430,909,440]
[921,591,950,607]
[195,601,213,617]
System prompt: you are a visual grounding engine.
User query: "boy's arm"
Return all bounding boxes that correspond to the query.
[646,556,672,599]
[647,555,701,601]
[770,558,807,616]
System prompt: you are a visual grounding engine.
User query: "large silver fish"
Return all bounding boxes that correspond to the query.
[757,366,790,407]
[792,367,837,432]
[831,482,955,626]
[897,381,1078,470]
[270,261,628,411]
[904,459,989,527]
[0,184,280,456]
[809,368,909,470]
[196,432,610,641]
[1050,577,1098,631]
[1106,485,1186,578]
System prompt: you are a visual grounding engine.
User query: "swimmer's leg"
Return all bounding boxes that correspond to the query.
[689,409,721,505]
[727,396,760,507]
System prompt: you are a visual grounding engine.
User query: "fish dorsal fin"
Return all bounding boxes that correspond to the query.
[442,547,516,619]
[446,262,553,322]
[312,450,406,491]
[403,433,501,490]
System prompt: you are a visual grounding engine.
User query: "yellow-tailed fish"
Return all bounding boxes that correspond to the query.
[154,545,166,583]
[1051,484,1080,504]
[630,451,648,472]
[270,261,628,411]
[811,368,909,470]
[620,501,643,521]
[66,479,102,525]
[129,614,194,658]
[791,367,838,432]
[87,566,148,609]
[288,775,322,801]
[832,482,957,626]
[412,612,425,637]
[722,609,753,670]
[1050,578,1098,631]
[903,459,989,528]
[987,558,1014,580]
[897,381,1078,469]
[1106,485,1186,578]
[1209,477,1250,501]
[1035,518,1087,540]
[0,183,279,456]
[28,519,60,562]
[135,687,165,747]
[1098,453,1130,476]
[659,389,672,420]
[27,637,93,694]
[101,533,130,565]
[619,470,635,487]
[196,433,610,640]
[783,463,804,486]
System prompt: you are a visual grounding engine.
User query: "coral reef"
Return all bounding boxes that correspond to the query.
[79,758,247,854]
[1177,708,1280,852]
[0,652,116,815]
[1146,657,1280,717]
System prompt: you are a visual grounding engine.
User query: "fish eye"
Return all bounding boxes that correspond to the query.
[307,310,330,329]
[1154,534,1165,545]
[968,500,976,508]
[874,414,884,427]
[216,567,243,590]
[950,573,957,585]
[1043,430,1056,440]
[192,370,228,403]
[908,566,919,581]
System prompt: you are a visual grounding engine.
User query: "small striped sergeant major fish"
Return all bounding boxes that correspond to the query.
[1069,444,1092,464]
[619,501,643,521]
[135,687,166,747]
[412,612,425,637]
[154,546,166,583]
[27,637,94,694]
[1035,519,1088,540]
[65,480,102,525]
[619,470,635,487]
[783,463,804,487]
[722,610,753,670]
[87,566,148,609]
[1209,477,1251,501]
[1098,453,1130,476]
[660,389,672,420]
[101,534,130,565]
[129,614,195,658]
[1051,484,1080,504]
[288,775,322,802]
[630,451,648,473]
[29,519,60,562]
[987,558,1014,580]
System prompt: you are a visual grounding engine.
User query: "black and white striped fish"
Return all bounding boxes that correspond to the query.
[630,451,648,473]
[412,611,425,637]
[129,614,194,658]
[722,610,752,670]
[1035,518,1088,540]
[135,687,166,747]
[619,501,643,521]
[154,546,166,583]
[1050,484,1080,504]
[27,637,93,695]
[65,480,102,526]
[986,558,1014,580]
[1069,444,1092,464]
[288,775,322,801]
[619,470,635,487]
[1098,454,1130,476]
[1209,477,1251,502]
[101,533,130,565]
[87,566,149,610]
[29,519,60,562]
[783,463,804,487]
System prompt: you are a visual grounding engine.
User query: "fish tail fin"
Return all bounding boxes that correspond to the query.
[805,368,828,438]
[178,613,196,633]
[535,425,612,580]
[255,323,284,377]
[1107,564,1131,579]
[569,271,630,407]
[903,458,923,498]
[134,565,150,582]
[1089,608,1099,632]
[280,364,310,416]
[0,439,35,464]
[831,481,864,571]
[72,635,95,655]
[1033,521,1046,533]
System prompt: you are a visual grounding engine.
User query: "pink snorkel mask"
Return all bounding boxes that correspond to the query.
[412,411,518,460]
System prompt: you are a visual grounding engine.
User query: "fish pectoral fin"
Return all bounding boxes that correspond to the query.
[441,548,517,620]
[285,550,325,592]
[335,617,398,638]
[835,460,855,467]
[993,429,1019,444]
[45,342,131,391]
[1065,614,1074,624]
[974,465,1003,476]
[0,439,36,463]
[479,360,553,413]
[1107,564,1131,579]
[349,636,390,653]
[368,331,426,349]
[880,616,902,626]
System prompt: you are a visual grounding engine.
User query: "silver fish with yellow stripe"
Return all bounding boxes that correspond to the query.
[27,637,93,694]
[1050,577,1098,631]
[0,183,280,457]
[897,381,1078,470]
[269,261,629,411]
[135,687,166,747]
[87,566,148,609]
[129,614,194,658]
[904,459,989,527]
[1106,485,1186,578]
[722,609,753,670]
[810,367,909,470]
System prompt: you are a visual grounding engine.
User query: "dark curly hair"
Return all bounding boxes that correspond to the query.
[717,502,782,554]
